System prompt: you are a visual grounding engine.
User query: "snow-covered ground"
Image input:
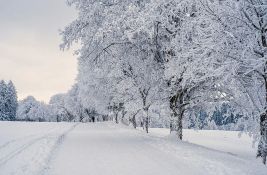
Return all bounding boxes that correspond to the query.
[0,122,77,175]
[148,128,259,159]
[0,122,266,175]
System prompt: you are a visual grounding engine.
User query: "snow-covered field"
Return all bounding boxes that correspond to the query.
[0,122,266,175]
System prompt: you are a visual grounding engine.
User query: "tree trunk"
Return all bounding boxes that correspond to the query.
[140,120,144,130]
[176,110,183,140]
[121,110,127,123]
[132,115,137,129]
[257,71,267,164]
[257,112,267,164]
[170,92,184,140]
[257,62,267,164]
[170,111,176,133]
[79,114,84,122]
[170,109,183,140]
[115,112,119,124]
[144,116,149,133]
[144,109,149,133]
[56,115,60,122]
[142,107,150,133]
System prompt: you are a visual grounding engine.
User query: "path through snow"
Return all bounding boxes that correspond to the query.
[0,122,266,175]
[49,122,266,175]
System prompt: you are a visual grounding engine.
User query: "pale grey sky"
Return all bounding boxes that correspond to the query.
[0,0,78,102]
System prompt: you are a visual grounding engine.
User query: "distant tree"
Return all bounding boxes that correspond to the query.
[0,80,18,121]
[17,96,54,122]
[49,93,75,122]
[0,80,8,120]
[16,96,39,121]
[108,102,124,124]
[28,102,51,122]
[64,84,88,122]
[6,81,18,121]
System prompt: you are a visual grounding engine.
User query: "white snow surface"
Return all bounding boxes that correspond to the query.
[0,122,266,175]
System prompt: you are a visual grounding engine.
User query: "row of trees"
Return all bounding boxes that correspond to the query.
[49,84,108,122]
[0,80,108,122]
[0,80,17,121]
[16,84,109,122]
[60,0,267,164]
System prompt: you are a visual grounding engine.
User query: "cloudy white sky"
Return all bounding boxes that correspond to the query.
[0,0,78,102]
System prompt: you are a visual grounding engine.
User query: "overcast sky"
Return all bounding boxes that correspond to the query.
[0,0,78,102]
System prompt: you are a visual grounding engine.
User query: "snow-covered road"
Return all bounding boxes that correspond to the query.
[0,122,266,175]
[49,122,266,175]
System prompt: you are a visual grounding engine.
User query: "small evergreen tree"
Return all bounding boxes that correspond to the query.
[6,81,18,121]
[0,80,8,120]
[0,80,18,121]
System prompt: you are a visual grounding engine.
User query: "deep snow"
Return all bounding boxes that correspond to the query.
[0,122,266,175]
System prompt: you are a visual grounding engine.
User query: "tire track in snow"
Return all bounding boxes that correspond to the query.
[38,123,79,175]
[0,134,36,150]
[0,134,57,167]
[0,126,59,153]
[0,126,70,167]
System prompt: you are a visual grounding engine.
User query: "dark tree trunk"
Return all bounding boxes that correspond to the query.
[176,110,183,140]
[169,89,185,140]
[170,108,183,140]
[121,110,127,123]
[256,14,267,163]
[262,32,267,48]
[79,114,84,122]
[130,110,140,129]
[132,115,137,129]
[139,88,150,133]
[257,112,267,164]
[56,115,60,122]
[115,112,119,124]
[257,34,267,162]
[257,72,267,164]
[141,120,144,130]
[144,109,149,133]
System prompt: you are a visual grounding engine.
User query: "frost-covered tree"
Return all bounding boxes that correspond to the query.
[6,81,18,121]
[64,84,85,122]
[49,93,75,122]
[0,80,18,121]
[16,95,64,122]
[144,0,231,139]
[195,0,267,164]
[237,0,267,164]
[119,32,166,133]
[16,96,46,121]
[230,0,267,164]
[28,102,51,122]
[0,80,8,120]
[60,0,150,122]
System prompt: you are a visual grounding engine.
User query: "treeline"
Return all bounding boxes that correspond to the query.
[20,93,109,122]
[0,80,238,128]
[0,81,109,122]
